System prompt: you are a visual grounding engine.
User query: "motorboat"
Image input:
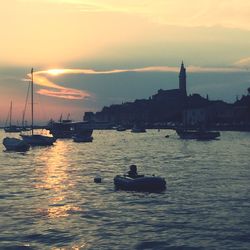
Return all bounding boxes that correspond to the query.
[3,137,30,152]
[21,134,56,146]
[72,123,94,142]
[49,118,93,139]
[114,175,166,192]
[73,135,93,143]
[176,128,220,140]
[116,125,126,132]
[48,119,75,138]
[131,125,146,133]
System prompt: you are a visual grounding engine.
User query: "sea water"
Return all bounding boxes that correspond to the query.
[0,130,250,250]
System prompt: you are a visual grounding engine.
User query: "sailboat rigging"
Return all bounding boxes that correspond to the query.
[4,101,22,133]
[21,68,56,146]
[21,80,31,131]
[3,102,30,151]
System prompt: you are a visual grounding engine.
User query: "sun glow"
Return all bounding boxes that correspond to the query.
[47,69,66,76]
[35,141,82,218]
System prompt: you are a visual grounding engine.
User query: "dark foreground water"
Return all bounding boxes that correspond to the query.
[0,130,250,250]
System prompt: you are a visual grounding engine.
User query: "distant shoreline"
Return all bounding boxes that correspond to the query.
[1,125,250,132]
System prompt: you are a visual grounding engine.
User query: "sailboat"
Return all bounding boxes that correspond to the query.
[20,68,56,146]
[176,109,220,140]
[3,102,30,151]
[4,101,22,133]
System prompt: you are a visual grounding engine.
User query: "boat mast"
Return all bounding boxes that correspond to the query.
[9,101,12,127]
[22,81,30,129]
[31,68,34,135]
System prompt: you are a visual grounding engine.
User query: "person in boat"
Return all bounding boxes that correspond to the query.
[127,164,138,178]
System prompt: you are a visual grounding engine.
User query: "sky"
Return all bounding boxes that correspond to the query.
[1,0,250,125]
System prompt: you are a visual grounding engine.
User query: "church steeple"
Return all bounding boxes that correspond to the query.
[179,61,187,96]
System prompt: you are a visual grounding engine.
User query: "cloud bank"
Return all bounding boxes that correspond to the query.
[30,65,248,100]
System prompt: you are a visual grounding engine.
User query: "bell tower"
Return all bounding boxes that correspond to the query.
[179,61,187,96]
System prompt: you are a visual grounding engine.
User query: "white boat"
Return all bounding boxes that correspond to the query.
[3,137,30,152]
[21,68,56,146]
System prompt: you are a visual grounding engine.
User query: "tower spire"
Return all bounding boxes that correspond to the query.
[179,61,187,96]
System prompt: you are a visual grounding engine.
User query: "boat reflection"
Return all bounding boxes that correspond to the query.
[35,140,82,218]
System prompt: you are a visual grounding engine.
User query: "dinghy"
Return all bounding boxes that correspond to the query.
[114,175,166,192]
[3,137,30,152]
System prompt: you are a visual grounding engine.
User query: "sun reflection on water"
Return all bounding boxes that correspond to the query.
[35,140,82,218]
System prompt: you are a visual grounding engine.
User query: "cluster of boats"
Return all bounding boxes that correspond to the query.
[116,124,220,141]
[3,119,94,152]
[2,69,93,152]
[114,124,146,133]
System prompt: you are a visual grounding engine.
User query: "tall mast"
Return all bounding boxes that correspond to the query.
[22,79,30,128]
[31,68,34,135]
[10,101,12,127]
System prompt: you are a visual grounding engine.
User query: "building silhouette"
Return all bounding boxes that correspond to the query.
[179,61,187,96]
[84,62,188,126]
[83,62,250,130]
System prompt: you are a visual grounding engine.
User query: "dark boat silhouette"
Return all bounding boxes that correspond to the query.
[114,175,166,192]
[3,137,30,152]
[176,127,220,140]
[4,101,22,133]
[20,68,56,146]
[49,118,93,139]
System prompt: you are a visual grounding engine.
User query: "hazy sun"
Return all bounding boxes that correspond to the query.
[47,69,66,76]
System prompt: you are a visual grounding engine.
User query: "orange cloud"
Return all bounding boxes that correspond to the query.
[28,70,91,100]
[37,89,90,100]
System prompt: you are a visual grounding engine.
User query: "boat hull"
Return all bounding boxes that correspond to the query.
[73,136,93,143]
[176,129,220,140]
[21,134,56,146]
[3,137,30,152]
[131,129,146,133]
[49,121,93,139]
[4,126,22,133]
[114,175,166,192]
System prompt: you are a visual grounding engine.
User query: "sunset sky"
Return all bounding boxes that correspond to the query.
[1,0,250,125]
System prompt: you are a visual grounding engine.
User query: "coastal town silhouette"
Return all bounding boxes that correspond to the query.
[83,62,250,131]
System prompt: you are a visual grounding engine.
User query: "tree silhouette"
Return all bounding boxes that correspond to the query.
[248,87,250,95]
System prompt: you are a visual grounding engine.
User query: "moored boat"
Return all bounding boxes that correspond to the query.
[4,101,22,133]
[114,175,166,192]
[116,125,126,132]
[4,126,22,133]
[20,68,56,146]
[3,137,30,152]
[176,128,220,140]
[49,119,93,139]
[21,134,56,146]
[131,125,146,133]
[73,135,93,143]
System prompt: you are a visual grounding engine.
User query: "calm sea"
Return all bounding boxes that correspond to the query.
[0,129,250,250]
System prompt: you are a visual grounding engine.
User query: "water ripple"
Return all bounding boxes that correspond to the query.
[1,130,250,249]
